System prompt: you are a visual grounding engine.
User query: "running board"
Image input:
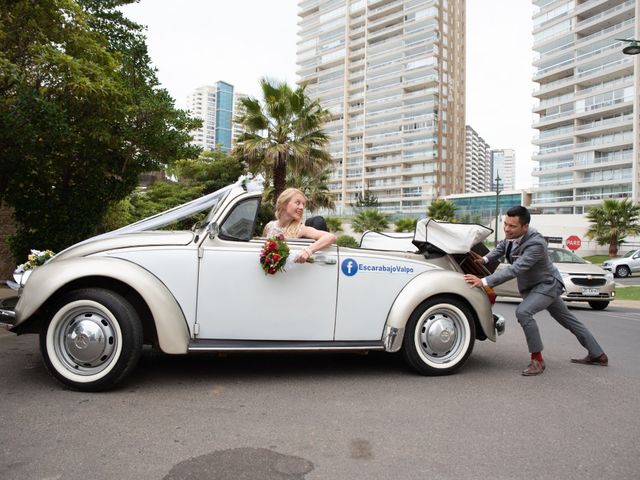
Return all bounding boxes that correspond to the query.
[188,339,385,352]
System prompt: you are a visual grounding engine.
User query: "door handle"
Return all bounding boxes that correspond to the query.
[313,255,336,265]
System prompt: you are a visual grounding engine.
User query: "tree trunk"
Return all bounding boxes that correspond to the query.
[608,234,618,257]
[273,154,287,202]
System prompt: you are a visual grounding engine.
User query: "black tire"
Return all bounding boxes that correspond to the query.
[588,301,609,310]
[402,295,476,376]
[615,265,631,278]
[40,288,143,392]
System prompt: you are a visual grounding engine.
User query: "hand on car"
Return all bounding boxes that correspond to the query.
[464,274,483,288]
[296,248,311,263]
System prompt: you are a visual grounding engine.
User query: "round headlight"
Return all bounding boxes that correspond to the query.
[604,272,614,281]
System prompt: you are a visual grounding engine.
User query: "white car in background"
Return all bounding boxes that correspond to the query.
[602,249,640,278]
[493,247,616,310]
[1,179,504,391]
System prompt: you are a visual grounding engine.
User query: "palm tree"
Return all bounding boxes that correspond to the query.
[260,167,335,213]
[427,198,457,221]
[585,199,640,257]
[351,209,389,233]
[234,78,332,202]
[287,168,335,213]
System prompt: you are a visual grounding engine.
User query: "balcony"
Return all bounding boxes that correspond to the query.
[575,0,635,36]
[532,161,575,173]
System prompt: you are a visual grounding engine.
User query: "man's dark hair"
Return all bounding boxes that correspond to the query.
[506,206,531,226]
[305,215,328,232]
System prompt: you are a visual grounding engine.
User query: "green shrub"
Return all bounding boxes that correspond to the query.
[394,218,417,232]
[336,235,359,248]
[325,216,343,232]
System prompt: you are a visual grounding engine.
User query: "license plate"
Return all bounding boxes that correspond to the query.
[582,288,599,296]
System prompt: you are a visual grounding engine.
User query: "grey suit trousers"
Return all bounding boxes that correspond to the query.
[516,280,604,356]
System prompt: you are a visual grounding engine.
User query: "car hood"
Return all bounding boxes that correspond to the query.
[51,231,196,263]
[602,255,632,266]
[556,262,608,275]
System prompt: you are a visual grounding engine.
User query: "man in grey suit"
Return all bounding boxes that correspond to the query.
[464,206,608,376]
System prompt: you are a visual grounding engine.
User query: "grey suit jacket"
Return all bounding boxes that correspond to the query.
[484,227,564,297]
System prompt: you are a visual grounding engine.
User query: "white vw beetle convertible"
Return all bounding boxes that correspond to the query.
[2,177,504,391]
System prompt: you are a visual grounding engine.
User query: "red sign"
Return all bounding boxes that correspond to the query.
[566,235,581,251]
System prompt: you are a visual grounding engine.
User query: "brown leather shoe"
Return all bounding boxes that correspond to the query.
[522,359,545,376]
[571,353,608,366]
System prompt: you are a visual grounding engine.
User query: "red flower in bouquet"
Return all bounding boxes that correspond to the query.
[259,234,290,275]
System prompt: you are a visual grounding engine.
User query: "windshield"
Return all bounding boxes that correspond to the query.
[203,189,231,225]
[72,184,235,248]
[623,250,636,258]
[549,248,586,264]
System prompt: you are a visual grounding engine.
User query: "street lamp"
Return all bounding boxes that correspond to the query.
[616,38,640,55]
[494,173,502,246]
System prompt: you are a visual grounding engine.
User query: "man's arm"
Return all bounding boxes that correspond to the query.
[484,240,507,265]
[483,242,546,288]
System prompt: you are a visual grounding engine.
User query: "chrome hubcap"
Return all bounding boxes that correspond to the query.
[55,309,117,374]
[417,309,465,363]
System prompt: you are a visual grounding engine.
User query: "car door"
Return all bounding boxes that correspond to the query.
[195,197,339,340]
[631,250,640,273]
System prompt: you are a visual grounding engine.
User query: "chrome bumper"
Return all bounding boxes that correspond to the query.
[0,295,18,330]
[494,313,505,336]
[383,325,404,352]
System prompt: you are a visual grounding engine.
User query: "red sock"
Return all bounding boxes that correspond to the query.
[531,352,543,362]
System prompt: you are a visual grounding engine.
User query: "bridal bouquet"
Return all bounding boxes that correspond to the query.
[259,235,290,275]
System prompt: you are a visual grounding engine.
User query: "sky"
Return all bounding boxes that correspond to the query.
[121,0,536,189]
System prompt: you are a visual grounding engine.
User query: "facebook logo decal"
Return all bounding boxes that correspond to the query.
[341,258,358,276]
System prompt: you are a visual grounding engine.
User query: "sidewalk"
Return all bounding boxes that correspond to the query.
[610,299,640,308]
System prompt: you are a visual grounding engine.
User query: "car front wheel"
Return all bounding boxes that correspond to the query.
[402,295,476,376]
[40,288,143,391]
[615,265,631,278]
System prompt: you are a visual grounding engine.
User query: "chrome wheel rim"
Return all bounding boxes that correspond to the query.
[52,304,118,376]
[415,306,468,365]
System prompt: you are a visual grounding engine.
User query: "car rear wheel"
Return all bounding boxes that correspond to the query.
[40,288,143,391]
[615,265,631,278]
[402,295,476,376]
[588,301,609,310]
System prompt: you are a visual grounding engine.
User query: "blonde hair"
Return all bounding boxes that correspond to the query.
[275,188,306,238]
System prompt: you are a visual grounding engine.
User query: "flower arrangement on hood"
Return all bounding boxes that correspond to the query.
[16,249,55,272]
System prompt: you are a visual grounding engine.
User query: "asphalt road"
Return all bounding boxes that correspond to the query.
[1,301,639,480]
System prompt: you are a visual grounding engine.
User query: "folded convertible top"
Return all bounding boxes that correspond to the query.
[413,218,493,254]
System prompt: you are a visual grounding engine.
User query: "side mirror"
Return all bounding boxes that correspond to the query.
[207,222,219,240]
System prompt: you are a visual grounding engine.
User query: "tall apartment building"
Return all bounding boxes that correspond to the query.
[491,148,516,191]
[232,92,248,146]
[465,126,491,193]
[531,0,639,214]
[187,81,236,152]
[297,0,466,214]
